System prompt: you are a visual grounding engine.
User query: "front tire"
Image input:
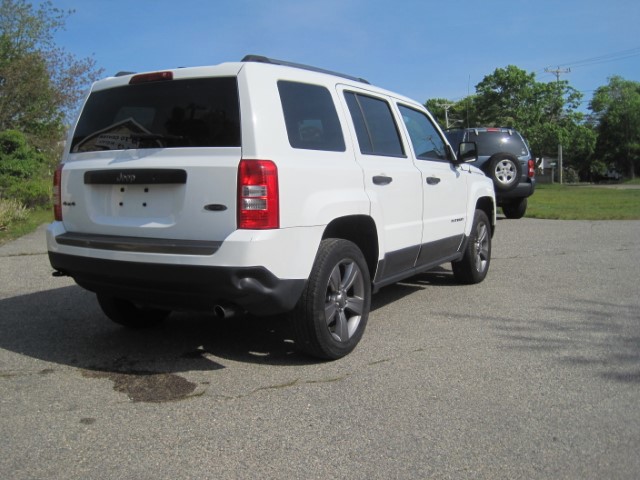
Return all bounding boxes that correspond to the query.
[292,239,371,360]
[97,294,170,328]
[452,210,491,284]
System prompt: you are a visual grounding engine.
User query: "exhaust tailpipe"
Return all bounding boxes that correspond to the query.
[213,304,241,319]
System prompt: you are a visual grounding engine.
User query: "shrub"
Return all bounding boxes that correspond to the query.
[0,129,52,208]
[563,167,580,184]
[3,177,51,208]
[0,156,48,179]
[0,198,28,231]
[0,130,29,157]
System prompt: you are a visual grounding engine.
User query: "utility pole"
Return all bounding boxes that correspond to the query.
[544,67,571,82]
[436,102,456,129]
[544,67,571,184]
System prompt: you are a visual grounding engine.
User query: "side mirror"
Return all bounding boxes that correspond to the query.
[457,141,477,163]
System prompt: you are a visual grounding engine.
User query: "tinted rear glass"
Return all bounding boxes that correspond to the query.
[467,131,528,157]
[278,81,345,152]
[344,92,405,157]
[71,77,240,153]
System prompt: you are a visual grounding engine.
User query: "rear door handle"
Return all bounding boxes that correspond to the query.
[373,175,393,186]
[426,176,441,185]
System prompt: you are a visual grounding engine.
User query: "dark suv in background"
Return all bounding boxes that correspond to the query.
[446,127,535,219]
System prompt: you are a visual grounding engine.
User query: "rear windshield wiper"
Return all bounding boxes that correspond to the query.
[129,132,185,142]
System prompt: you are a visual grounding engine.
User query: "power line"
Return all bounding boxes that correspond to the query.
[557,47,640,69]
[544,67,571,82]
[442,47,639,103]
[538,47,640,75]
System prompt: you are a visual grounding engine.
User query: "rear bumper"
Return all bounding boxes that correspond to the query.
[49,252,306,316]
[497,177,536,202]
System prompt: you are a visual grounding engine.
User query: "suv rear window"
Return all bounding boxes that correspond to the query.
[71,77,240,153]
[466,130,528,157]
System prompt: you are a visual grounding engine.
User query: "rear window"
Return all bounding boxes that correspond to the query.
[71,77,240,153]
[467,130,529,157]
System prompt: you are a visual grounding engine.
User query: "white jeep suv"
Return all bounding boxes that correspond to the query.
[47,55,495,359]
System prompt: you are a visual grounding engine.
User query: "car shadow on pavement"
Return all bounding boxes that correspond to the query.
[370,267,458,313]
[0,284,316,372]
[0,267,470,402]
[1,267,457,373]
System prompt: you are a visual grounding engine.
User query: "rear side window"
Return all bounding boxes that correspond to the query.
[468,131,529,157]
[71,77,240,153]
[344,92,405,157]
[278,81,345,152]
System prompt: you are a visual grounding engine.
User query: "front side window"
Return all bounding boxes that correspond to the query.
[398,105,447,161]
[71,77,241,153]
[344,92,405,157]
[278,81,345,152]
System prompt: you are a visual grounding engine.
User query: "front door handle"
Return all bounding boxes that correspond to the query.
[373,175,393,186]
[426,176,441,185]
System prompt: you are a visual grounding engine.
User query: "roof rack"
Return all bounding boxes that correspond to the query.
[114,71,135,77]
[242,55,370,84]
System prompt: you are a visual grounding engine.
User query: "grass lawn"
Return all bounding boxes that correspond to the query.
[526,183,640,220]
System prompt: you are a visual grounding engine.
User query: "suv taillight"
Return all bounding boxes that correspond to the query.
[129,71,173,84]
[528,159,535,178]
[237,160,279,229]
[53,164,63,221]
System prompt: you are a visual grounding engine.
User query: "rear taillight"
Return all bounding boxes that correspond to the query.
[129,71,173,84]
[528,159,535,178]
[237,160,279,229]
[53,164,63,221]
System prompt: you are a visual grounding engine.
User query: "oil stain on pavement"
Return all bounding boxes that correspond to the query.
[81,352,221,403]
[83,369,201,403]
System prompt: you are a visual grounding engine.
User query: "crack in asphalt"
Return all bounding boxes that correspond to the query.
[0,252,48,258]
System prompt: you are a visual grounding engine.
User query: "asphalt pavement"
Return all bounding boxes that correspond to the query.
[1,218,639,479]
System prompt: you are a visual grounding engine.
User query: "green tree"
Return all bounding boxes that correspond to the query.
[425,98,448,127]
[590,76,640,179]
[425,97,477,130]
[474,65,538,128]
[0,0,102,154]
[473,65,588,156]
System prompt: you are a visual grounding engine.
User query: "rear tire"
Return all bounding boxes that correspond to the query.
[452,210,491,284]
[502,197,528,219]
[97,294,170,328]
[291,239,371,360]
